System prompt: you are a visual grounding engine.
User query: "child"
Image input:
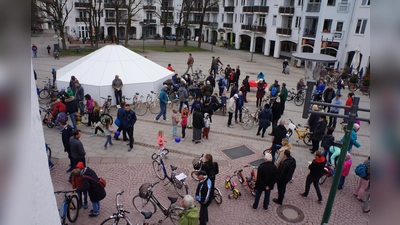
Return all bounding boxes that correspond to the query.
[202,113,211,140]
[66,87,74,97]
[90,101,105,137]
[157,130,167,156]
[103,117,113,149]
[181,105,190,141]
[321,127,335,162]
[171,108,180,137]
[338,153,353,190]
[71,162,88,209]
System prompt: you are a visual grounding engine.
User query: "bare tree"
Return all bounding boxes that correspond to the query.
[182,0,194,46]
[37,0,73,52]
[197,0,218,48]
[31,0,43,32]
[152,0,173,47]
[123,0,142,46]
[80,0,104,48]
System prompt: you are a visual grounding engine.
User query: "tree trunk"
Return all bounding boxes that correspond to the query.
[95,27,99,49]
[125,20,131,46]
[197,8,207,49]
[59,29,67,53]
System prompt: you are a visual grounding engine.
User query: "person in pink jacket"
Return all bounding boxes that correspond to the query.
[338,153,352,190]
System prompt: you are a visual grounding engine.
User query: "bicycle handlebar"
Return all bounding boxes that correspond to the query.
[54,190,75,194]
[150,181,160,188]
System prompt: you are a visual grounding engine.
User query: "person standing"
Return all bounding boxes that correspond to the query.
[338,153,352,190]
[323,84,335,112]
[279,83,288,114]
[274,138,292,168]
[270,120,287,163]
[227,94,237,128]
[205,73,215,90]
[243,76,250,102]
[178,195,199,225]
[252,153,278,210]
[52,68,57,88]
[229,82,238,98]
[227,68,235,91]
[269,99,282,134]
[235,65,241,88]
[256,103,272,138]
[239,82,247,104]
[70,162,88,209]
[210,56,217,77]
[321,127,335,162]
[341,123,361,152]
[282,59,288,73]
[319,66,327,80]
[192,106,204,144]
[74,80,85,114]
[195,170,212,225]
[307,104,320,138]
[201,154,219,199]
[69,76,77,94]
[328,94,342,129]
[171,108,180,137]
[72,165,106,217]
[342,92,354,124]
[202,113,211,140]
[64,94,78,130]
[299,150,325,202]
[124,104,137,151]
[273,150,296,205]
[184,53,194,75]
[234,91,243,124]
[32,44,38,58]
[181,105,190,141]
[178,84,189,113]
[84,94,94,128]
[215,73,227,97]
[47,45,51,54]
[60,121,74,172]
[203,81,213,102]
[310,116,327,154]
[69,129,86,168]
[114,102,128,141]
[353,156,370,202]
[155,85,169,122]
[112,75,123,106]
[315,79,326,101]
[256,79,264,108]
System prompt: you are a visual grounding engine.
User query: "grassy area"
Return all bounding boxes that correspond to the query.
[128,45,208,52]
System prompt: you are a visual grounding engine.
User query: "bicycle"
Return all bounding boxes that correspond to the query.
[318,162,335,185]
[40,105,56,128]
[286,119,313,146]
[190,154,223,204]
[152,153,189,197]
[132,182,184,225]
[100,96,114,125]
[54,190,79,225]
[193,66,206,81]
[166,89,179,108]
[119,95,132,107]
[225,174,241,199]
[46,143,52,158]
[147,91,161,114]
[100,191,153,225]
[132,92,148,116]
[362,193,370,213]
[287,88,305,106]
[325,74,338,89]
[235,165,257,196]
[39,77,58,99]
[208,65,224,76]
[240,106,261,130]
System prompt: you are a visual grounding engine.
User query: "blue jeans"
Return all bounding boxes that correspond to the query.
[69,112,77,130]
[219,87,224,96]
[322,148,331,164]
[104,135,112,147]
[156,104,167,120]
[78,101,84,114]
[48,157,54,168]
[91,201,100,215]
[271,144,281,163]
[77,190,88,207]
[343,110,350,123]
[32,50,37,58]
[252,189,271,210]
[172,125,177,136]
[338,176,346,188]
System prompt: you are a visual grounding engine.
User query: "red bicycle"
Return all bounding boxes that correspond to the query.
[235,165,257,196]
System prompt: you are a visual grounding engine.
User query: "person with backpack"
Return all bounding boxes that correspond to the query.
[201,154,219,201]
[338,153,352,190]
[279,83,288,114]
[269,80,281,100]
[321,127,335,162]
[216,73,227,96]
[256,103,273,138]
[353,156,370,202]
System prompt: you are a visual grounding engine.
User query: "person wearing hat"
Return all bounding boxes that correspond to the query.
[112,75,123,105]
[252,153,278,210]
[256,103,273,138]
[203,80,213,102]
[155,85,170,122]
[338,153,353,190]
[52,68,57,88]
[71,162,88,209]
[282,59,289,73]
[195,170,212,225]
[226,94,238,128]
[341,123,361,152]
[256,79,265,107]
[328,93,342,129]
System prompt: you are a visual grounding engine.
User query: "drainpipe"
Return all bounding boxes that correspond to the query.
[344,0,357,54]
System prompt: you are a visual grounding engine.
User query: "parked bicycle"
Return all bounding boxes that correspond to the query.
[147,91,161,114]
[118,95,131,107]
[54,190,79,225]
[235,165,256,196]
[325,74,338,89]
[132,92,148,116]
[166,89,179,108]
[132,182,183,225]
[225,174,240,199]
[40,105,56,128]
[39,77,58,99]
[208,66,224,76]
[190,154,223,204]
[286,119,313,146]
[241,106,261,130]
[99,95,113,125]
[287,88,305,106]
[152,153,189,197]
[193,66,206,81]
[100,191,153,225]
[46,143,52,158]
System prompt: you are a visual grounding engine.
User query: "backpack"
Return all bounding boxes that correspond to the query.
[271,86,277,96]
[355,161,369,178]
[230,72,235,81]
[218,79,223,87]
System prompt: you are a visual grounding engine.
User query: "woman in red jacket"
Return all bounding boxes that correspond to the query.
[343,93,354,123]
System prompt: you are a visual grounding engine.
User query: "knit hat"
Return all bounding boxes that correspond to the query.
[264,153,272,162]
[345,153,351,160]
[353,124,360,130]
[76,162,85,169]
[204,113,209,118]
[183,105,188,109]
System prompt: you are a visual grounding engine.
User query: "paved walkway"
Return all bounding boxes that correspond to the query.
[33,30,370,224]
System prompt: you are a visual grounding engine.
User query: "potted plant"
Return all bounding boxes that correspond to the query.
[362,77,370,86]
[349,75,358,90]
[293,59,298,68]
[341,72,348,80]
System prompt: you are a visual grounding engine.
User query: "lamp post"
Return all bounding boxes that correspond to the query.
[140,21,150,53]
[250,22,258,62]
[210,22,216,52]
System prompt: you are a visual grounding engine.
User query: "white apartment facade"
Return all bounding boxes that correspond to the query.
[43,0,370,70]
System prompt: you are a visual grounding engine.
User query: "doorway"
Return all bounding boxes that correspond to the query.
[269,40,275,56]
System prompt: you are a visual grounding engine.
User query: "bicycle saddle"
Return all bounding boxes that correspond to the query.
[246,177,252,183]
[168,196,178,204]
[140,211,153,219]
[170,165,178,171]
[136,92,139,95]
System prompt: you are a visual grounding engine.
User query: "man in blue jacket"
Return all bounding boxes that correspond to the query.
[123,104,137,151]
[155,85,169,122]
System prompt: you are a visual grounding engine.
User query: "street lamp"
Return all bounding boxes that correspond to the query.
[250,22,258,62]
[140,20,150,53]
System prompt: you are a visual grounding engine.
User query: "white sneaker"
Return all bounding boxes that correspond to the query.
[163,119,169,122]
[155,118,160,122]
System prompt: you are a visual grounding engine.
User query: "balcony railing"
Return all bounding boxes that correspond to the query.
[104,3,113,8]
[334,31,344,39]
[306,3,321,12]
[143,6,156,10]
[189,21,201,24]
[276,28,292,36]
[75,17,89,22]
[241,25,266,33]
[183,7,202,11]
[161,6,174,11]
[223,23,233,28]
[224,6,235,12]
[75,2,91,8]
[337,2,350,13]
[253,6,269,13]
[279,7,294,14]
[143,19,157,24]
[243,6,253,12]
[206,7,219,12]
[105,18,128,23]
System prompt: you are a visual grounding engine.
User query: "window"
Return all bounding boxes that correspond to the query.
[261,0,267,6]
[361,0,370,6]
[221,14,224,22]
[335,21,343,32]
[241,0,245,6]
[355,19,367,34]
[240,14,244,23]
[146,12,152,20]
[272,15,277,26]
[287,16,293,28]
[298,0,303,6]
[235,14,237,22]
[258,15,266,26]
[295,16,301,28]
[323,19,332,32]
[327,0,335,6]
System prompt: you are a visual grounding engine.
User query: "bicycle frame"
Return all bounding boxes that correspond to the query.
[225,174,240,199]
[235,165,256,196]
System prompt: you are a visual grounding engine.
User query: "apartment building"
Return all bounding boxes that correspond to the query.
[43,0,370,70]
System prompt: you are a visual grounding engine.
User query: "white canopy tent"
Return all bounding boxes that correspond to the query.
[56,45,173,105]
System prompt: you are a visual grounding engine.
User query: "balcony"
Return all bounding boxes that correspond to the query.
[75,17,89,23]
[203,21,210,26]
[253,6,269,13]
[334,31,344,39]
[206,7,219,12]
[143,19,157,24]
[337,2,350,13]
[189,21,201,24]
[241,25,266,33]
[276,28,292,36]
[143,6,156,11]
[105,18,128,23]
[183,7,202,11]
[303,28,317,38]
[104,3,113,8]
[223,23,233,28]
[75,2,91,8]
[243,6,253,13]
[306,3,321,12]
[224,6,235,12]
[161,6,174,11]
[279,7,294,14]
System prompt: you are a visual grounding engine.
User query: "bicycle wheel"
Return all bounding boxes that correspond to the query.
[199,72,206,80]
[46,146,52,158]
[132,195,157,214]
[303,133,312,146]
[47,120,55,128]
[287,130,293,138]
[146,95,152,107]
[80,112,89,125]
[149,99,160,114]
[66,195,79,222]
[100,114,113,125]
[294,94,305,106]
[169,206,183,225]
[39,89,50,99]
[100,217,120,225]
[214,188,223,204]
[135,102,148,116]
[319,175,327,185]
[348,83,358,92]
[241,114,254,130]
[60,215,66,225]
[191,171,199,181]
[173,178,188,197]
[152,161,166,180]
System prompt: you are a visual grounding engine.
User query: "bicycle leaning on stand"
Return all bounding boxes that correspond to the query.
[132,92,148,116]
[54,190,80,225]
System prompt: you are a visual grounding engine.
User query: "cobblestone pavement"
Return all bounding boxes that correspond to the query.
[33,30,370,224]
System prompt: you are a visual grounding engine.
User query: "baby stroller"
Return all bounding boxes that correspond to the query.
[283,67,290,74]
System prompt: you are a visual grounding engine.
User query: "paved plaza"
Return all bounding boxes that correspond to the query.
[33,31,370,224]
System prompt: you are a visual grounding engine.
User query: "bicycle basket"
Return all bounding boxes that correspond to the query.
[192,158,202,170]
[139,183,151,199]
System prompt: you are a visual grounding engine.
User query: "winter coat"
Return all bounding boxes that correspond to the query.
[342,159,353,177]
[258,108,272,129]
[313,119,328,141]
[191,100,202,114]
[323,88,335,103]
[69,80,76,94]
[77,167,106,202]
[203,84,213,96]
[316,83,325,94]
[272,125,287,145]
[308,112,319,132]
[330,98,342,113]
[178,206,199,225]
[196,178,212,206]
[243,78,250,92]
[235,95,243,108]
[178,86,189,102]
[344,97,353,112]
[206,76,215,88]
[341,129,360,151]
[279,86,288,102]
[227,97,236,113]
[51,100,66,115]
[202,161,219,180]
[159,89,168,106]
[256,82,265,98]
[329,146,341,165]
[172,113,179,126]
[64,96,78,114]
[277,156,296,184]
[75,85,84,101]
[230,86,238,98]
[117,107,125,126]
[235,69,241,82]
[216,75,227,89]
[192,110,205,129]
[69,136,86,159]
[71,162,85,189]
[275,144,292,168]
[321,134,335,150]
[201,104,213,117]
[86,98,94,113]
[61,124,74,154]
[308,156,326,179]
[271,102,282,120]
[255,161,278,191]
[269,83,281,96]
[112,78,123,90]
[123,109,137,127]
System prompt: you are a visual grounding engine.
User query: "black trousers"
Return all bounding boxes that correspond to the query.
[303,175,322,201]
[277,181,289,203]
[199,204,209,225]
[115,90,122,105]
[115,125,128,140]
[281,100,286,114]
[256,98,262,107]
[272,119,278,132]
[311,139,320,151]
[328,111,339,129]
[257,127,266,137]
[228,112,233,126]
[126,126,134,148]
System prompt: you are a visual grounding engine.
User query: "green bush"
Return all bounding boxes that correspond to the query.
[341,72,348,80]
[362,78,370,86]
[349,75,358,83]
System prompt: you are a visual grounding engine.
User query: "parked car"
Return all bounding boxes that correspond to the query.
[166,34,182,41]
